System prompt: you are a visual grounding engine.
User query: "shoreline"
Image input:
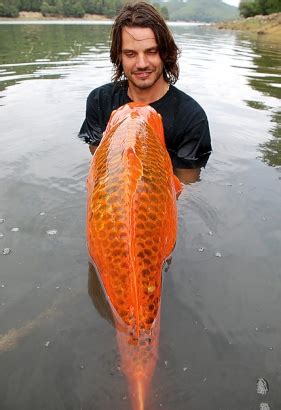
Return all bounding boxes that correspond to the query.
[214,12,281,39]
[1,10,281,39]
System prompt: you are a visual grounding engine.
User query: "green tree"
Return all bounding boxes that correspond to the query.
[19,0,42,12]
[0,2,19,16]
[55,0,64,14]
[257,0,268,13]
[41,1,56,15]
[263,0,281,13]
[82,0,98,14]
[239,0,260,17]
[239,0,281,16]
[63,0,84,16]
[72,1,84,16]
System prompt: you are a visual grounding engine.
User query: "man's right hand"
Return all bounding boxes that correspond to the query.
[89,145,98,155]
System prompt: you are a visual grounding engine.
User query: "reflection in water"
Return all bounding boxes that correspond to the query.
[0,24,111,92]
[239,36,281,168]
[0,304,60,353]
[0,293,67,353]
[88,259,173,325]
[1,22,281,409]
[259,110,281,167]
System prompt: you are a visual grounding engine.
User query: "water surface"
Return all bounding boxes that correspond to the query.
[0,22,281,410]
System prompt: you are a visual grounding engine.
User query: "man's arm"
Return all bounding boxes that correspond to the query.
[78,89,104,148]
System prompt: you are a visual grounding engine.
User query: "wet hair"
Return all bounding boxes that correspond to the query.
[110,2,180,84]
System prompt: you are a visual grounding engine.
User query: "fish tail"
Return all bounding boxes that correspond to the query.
[130,376,147,410]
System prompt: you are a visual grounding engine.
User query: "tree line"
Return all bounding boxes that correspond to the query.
[1,0,279,20]
[239,0,281,18]
[0,0,168,19]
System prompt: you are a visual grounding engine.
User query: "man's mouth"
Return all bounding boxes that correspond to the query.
[133,71,152,79]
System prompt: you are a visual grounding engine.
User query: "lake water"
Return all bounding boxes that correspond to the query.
[0,21,280,410]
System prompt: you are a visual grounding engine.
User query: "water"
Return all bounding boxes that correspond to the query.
[0,21,280,409]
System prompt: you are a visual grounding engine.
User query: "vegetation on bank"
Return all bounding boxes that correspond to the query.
[2,0,279,23]
[239,0,281,18]
[214,1,281,38]
[215,11,281,37]
[0,0,239,22]
[0,0,168,19]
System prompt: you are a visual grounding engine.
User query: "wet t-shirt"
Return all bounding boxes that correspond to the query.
[78,81,212,168]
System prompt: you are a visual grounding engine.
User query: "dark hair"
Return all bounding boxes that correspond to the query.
[110,2,180,84]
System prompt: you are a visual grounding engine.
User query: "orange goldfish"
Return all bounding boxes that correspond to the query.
[86,102,182,409]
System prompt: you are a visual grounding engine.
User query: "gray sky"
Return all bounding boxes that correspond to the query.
[223,0,240,6]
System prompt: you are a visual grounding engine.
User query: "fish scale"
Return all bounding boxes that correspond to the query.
[87,102,181,409]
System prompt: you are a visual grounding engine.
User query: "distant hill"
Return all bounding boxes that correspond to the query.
[164,0,239,22]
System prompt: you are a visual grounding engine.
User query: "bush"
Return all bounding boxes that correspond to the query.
[262,0,281,14]
[55,0,64,15]
[41,0,84,17]
[239,0,260,17]
[0,2,19,16]
[41,1,57,15]
[71,1,84,16]
[19,0,43,12]
[83,0,98,14]
[239,0,281,17]
[63,0,84,16]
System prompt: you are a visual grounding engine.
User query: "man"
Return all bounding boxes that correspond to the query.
[78,2,211,183]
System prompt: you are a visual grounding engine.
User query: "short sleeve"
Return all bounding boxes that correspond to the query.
[171,111,212,168]
[78,90,103,146]
[178,117,211,158]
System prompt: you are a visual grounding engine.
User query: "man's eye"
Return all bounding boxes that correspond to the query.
[148,50,157,55]
[125,52,135,58]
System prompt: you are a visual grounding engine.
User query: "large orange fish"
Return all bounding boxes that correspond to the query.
[86,102,182,409]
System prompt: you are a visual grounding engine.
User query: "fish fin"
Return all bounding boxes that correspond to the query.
[173,175,183,199]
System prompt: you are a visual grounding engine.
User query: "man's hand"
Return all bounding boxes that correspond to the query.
[89,145,98,155]
[174,168,201,185]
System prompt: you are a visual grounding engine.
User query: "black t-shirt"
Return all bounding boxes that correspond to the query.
[78,81,212,168]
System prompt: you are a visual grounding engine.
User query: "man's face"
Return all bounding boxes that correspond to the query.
[120,26,164,90]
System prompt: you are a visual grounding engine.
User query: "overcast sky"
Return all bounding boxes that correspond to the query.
[223,0,240,6]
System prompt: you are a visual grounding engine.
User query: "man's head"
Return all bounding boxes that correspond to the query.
[110,2,179,85]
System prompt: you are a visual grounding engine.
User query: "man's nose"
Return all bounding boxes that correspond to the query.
[135,53,148,69]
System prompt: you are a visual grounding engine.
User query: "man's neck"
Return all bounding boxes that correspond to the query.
[127,80,170,104]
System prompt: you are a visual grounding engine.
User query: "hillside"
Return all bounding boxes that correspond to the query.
[166,0,239,22]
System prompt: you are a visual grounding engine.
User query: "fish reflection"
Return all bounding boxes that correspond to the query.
[87,257,173,325]
[86,103,182,410]
[88,262,114,327]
